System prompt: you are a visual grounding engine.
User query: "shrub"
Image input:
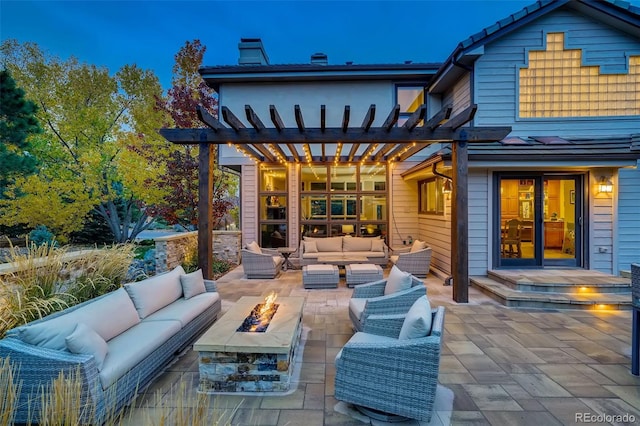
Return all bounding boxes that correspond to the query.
[28,225,57,247]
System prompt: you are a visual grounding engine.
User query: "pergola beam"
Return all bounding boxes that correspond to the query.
[359,143,378,162]
[381,104,400,131]
[294,105,305,132]
[443,105,477,130]
[361,104,376,132]
[221,106,246,131]
[342,106,350,133]
[348,143,360,162]
[252,143,277,162]
[197,106,224,131]
[269,105,285,131]
[245,105,266,131]
[320,105,326,132]
[425,104,452,130]
[286,144,301,162]
[402,104,426,131]
[159,126,511,145]
[373,143,399,161]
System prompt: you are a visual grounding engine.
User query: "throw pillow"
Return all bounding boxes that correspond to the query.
[371,239,385,252]
[66,323,109,370]
[304,240,318,253]
[399,296,432,340]
[410,240,426,253]
[247,241,262,254]
[180,269,207,299]
[384,265,413,295]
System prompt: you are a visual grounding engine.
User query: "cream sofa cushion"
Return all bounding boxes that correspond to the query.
[16,287,140,350]
[315,236,343,252]
[125,265,185,319]
[343,237,372,252]
[304,240,318,253]
[143,292,219,327]
[371,239,385,252]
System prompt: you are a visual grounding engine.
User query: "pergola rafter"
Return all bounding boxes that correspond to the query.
[159,102,511,303]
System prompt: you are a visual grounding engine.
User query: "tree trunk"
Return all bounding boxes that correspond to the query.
[95,200,155,243]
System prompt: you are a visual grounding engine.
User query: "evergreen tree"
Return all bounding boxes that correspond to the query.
[0,69,41,198]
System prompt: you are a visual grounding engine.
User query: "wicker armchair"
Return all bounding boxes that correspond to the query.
[349,274,425,332]
[389,247,432,278]
[241,247,284,279]
[335,306,446,422]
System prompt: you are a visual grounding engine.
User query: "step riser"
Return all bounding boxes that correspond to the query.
[487,271,631,294]
[471,280,632,311]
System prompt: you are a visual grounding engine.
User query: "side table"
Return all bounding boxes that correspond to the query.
[277,247,297,271]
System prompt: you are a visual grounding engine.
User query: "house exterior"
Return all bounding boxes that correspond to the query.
[199,0,639,279]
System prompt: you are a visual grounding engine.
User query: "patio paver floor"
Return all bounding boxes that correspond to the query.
[122,266,640,425]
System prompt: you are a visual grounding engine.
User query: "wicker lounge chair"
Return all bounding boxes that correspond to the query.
[241,244,284,279]
[389,246,432,278]
[348,272,425,332]
[335,304,446,422]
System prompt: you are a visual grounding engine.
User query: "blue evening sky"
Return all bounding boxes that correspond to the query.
[2,0,638,88]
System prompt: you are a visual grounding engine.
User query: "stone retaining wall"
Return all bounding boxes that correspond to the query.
[155,231,241,274]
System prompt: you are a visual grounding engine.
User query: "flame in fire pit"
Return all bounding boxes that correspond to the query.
[237,292,280,332]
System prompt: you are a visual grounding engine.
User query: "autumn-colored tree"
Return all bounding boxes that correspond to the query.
[154,40,235,229]
[0,40,168,242]
[0,69,41,198]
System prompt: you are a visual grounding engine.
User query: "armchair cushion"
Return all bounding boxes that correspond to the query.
[180,269,206,299]
[247,241,262,254]
[410,240,427,252]
[398,295,432,340]
[384,265,412,295]
[348,298,366,320]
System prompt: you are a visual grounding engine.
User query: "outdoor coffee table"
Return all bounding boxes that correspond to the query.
[316,255,370,266]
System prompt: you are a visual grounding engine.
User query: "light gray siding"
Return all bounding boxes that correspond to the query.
[474,8,640,135]
[468,170,490,276]
[442,73,471,117]
[418,202,451,277]
[390,162,420,249]
[240,164,258,246]
[590,171,615,273]
[617,165,640,273]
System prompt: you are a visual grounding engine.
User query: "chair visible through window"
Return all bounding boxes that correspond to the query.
[501,218,522,258]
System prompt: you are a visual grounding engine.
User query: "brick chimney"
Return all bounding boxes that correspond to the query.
[238,38,269,65]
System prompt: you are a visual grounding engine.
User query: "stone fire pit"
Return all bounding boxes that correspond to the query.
[194,296,305,392]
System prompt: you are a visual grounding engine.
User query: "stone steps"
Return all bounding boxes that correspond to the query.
[470,271,632,310]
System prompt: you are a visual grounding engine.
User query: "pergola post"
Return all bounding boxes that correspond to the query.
[451,131,469,303]
[198,142,214,280]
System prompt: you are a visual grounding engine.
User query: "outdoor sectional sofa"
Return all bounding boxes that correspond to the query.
[298,236,389,266]
[0,265,221,424]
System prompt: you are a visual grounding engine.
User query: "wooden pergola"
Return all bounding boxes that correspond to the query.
[159,103,511,303]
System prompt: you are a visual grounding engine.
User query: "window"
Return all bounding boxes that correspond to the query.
[418,177,445,215]
[396,85,425,126]
[300,164,388,239]
[259,166,287,247]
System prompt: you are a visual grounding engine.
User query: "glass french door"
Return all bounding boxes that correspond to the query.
[497,174,582,267]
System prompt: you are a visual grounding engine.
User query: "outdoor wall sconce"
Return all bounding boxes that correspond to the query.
[597,176,613,194]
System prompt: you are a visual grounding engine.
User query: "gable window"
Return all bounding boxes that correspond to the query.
[396,85,425,126]
[418,177,445,215]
